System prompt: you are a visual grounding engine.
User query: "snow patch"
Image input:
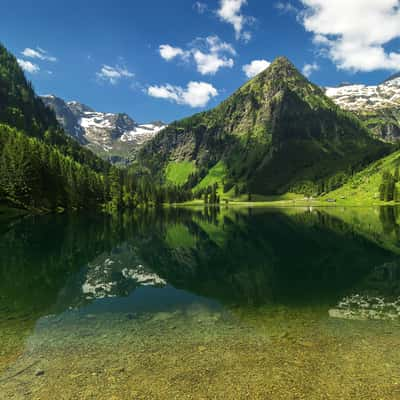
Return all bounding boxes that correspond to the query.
[326,78,400,111]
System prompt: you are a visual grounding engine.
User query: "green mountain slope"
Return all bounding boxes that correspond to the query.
[0,43,108,173]
[0,44,58,137]
[138,57,391,197]
[0,44,110,210]
[322,148,400,204]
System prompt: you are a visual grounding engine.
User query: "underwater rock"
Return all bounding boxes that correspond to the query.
[329,294,400,320]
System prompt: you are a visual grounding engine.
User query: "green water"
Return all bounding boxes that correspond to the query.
[1,207,400,399]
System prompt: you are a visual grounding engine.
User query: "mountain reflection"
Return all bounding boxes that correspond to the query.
[2,207,400,322]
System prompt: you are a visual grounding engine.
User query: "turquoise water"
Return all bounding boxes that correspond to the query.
[1,207,400,399]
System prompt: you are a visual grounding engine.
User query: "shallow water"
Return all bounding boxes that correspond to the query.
[1,207,400,399]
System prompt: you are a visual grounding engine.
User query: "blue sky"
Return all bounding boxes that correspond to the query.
[2,0,400,123]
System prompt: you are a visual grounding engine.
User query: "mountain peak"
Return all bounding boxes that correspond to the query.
[67,101,94,114]
[270,56,293,67]
[268,56,298,74]
[255,56,303,85]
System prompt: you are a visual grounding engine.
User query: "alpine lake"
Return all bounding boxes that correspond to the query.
[1,206,400,399]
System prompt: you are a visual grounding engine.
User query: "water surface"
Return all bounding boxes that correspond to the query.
[1,207,400,399]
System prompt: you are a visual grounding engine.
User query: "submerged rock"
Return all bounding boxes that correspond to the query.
[329,294,400,321]
[35,369,45,377]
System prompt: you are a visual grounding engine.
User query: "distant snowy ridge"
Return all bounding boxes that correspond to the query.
[326,78,400,111]
[325,75,400,141]
[41,95,167,161]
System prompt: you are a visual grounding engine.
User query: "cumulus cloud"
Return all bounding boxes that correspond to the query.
[17,59,40,74]
[216,0,254,41]
[298,0,400,72]
[302,62,319,77]
[147,81,218,107]
[193,51,234,75]
[21,47,57,62]
[96,64,134,85]
[192,36,235,74]
[159,35,235,75]
[159,44,189,61]
[205,35,236,55]
[242,59,271,78]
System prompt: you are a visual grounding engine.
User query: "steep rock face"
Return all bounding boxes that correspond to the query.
[41,95,166,163]
[139,57,390,195]
[40,96,85,142]
[326,77,400,141]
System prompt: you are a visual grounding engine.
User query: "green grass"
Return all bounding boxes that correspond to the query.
[166,161,196,185]
[194,161,227,192]
[320,149,400,205]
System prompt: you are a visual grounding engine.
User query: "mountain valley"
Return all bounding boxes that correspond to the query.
[1,40,400,208]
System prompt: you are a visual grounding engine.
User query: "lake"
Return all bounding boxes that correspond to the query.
[1,206,400,399]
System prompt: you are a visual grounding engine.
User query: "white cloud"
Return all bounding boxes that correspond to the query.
[205,35,236,55]
[242,59,271,78]
[17,59,40,74]
[191,36,236,74]
[302,62,319,78]
[147,81,218,107]
[216,0,254,41]
[193,51,234,75]
[194,1,208,14]
[159,35,235,75]
[21,47,57,62]
[299,0,400,72]
[159,44,189,61]
[96,64,134,85]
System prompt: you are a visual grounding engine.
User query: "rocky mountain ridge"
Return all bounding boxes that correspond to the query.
[41,95,166,163]
[325,75,400,141]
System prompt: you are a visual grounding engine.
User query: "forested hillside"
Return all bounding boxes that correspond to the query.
[0,44,191,211]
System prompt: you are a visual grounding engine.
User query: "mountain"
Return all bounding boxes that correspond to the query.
[0,43,112,210]
[326,76,400,141]
[0,43,108,171]
[138,57,390,197]
[41,95,166,163]
[0,43,190,211]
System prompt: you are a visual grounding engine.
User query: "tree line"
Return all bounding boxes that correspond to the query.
[0,124,193,211]
[379,167,400,202]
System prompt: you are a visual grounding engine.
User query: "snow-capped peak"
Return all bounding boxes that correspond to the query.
[325,77,400,111]
[40,95,167,161]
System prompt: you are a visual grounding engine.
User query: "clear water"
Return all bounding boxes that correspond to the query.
[1,207,400,399]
